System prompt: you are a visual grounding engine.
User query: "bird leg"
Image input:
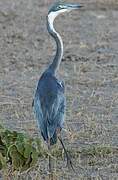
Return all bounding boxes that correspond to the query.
[48,140,52,173]
[48,146,51,173]
[48,140,55,180]
[58,136,75,172]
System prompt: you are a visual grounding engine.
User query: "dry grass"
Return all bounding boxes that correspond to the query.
[0,0,118,179]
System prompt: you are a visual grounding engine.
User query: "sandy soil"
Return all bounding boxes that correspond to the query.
[0,0,118,179]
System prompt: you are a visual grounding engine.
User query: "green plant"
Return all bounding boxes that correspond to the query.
[0,125,42,172]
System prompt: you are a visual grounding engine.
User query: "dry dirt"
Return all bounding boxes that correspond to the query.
[0,0,118,179]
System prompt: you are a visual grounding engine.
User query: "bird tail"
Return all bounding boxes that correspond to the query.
[58,136,75,171]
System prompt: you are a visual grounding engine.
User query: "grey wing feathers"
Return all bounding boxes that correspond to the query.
[33,72,65,142]
[33,94,48,140]
[46,93,65,137]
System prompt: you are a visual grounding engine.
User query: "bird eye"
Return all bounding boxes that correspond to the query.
[59,5,63,9]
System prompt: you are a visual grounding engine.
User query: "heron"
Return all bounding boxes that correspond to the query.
[33,1,83,173]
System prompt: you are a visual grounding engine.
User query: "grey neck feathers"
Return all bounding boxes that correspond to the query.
[46,14,63,74]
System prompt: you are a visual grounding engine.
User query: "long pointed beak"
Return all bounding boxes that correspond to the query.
[67,3,83,10]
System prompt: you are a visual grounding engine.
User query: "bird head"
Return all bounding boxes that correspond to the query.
[48,2,83,14]
[48,2,83,22]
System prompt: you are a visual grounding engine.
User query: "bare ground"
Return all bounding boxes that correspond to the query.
[0,0,118,179]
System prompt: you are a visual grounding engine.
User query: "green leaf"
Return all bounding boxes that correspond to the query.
[15,142,24,156]
[8,145,25,170]
[0,125,5,133]
[1,129,17,148]
[0,152,7,169]
[23,143,32,158]
[0,160,2,170]
[30,148,38,167]
[16,132,26,142]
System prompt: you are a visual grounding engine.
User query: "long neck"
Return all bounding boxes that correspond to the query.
[46,13,63,74]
